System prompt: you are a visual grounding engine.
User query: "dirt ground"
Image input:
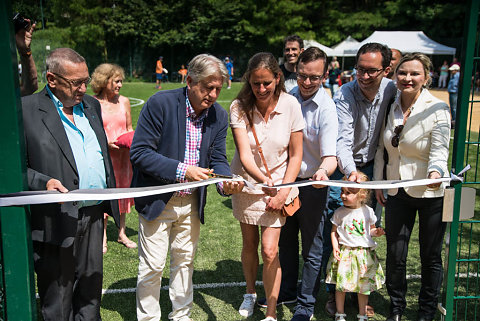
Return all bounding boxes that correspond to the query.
[430,88,480,132]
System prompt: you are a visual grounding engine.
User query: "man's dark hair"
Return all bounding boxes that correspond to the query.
[297,47,328,74]
[356,43,392,69]
[284,35,304,49]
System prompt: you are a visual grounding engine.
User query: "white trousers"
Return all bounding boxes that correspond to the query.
[136,193,200,321]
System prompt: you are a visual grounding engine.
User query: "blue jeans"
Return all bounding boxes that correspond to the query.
[449,92,458,121]
[278,183,328,316]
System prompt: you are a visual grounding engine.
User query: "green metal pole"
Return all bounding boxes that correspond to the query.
[444,0,479,320]
[0,1,37,320]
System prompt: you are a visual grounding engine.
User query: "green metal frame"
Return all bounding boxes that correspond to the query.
[0,0,38,320]
[443,1,480,320]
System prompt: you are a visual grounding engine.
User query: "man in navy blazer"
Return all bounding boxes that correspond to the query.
[131,54,243,321]
[22,48,120,320]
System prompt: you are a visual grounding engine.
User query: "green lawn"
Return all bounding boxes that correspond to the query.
[91,81,480,321]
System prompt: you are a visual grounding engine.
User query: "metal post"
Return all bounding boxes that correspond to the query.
[0,1,37,320]
[444,0,479,320]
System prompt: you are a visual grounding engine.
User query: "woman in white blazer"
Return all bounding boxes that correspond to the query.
[373,53,451,321]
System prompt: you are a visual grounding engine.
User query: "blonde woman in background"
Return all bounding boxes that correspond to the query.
[91,63,136,253]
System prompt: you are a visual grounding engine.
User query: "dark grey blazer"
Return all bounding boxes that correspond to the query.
[22,87,120,248]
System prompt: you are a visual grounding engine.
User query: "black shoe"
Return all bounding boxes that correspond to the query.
[417,317,433,321]
[325,292,336,317]
[256,296,297,308]
[386,315,402,321]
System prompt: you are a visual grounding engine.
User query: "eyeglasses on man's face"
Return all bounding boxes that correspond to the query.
[355,66,384,77]
[296,73,324,83]
[52,72,91,88]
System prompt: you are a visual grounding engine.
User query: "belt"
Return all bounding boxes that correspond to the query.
[356,159,374,169]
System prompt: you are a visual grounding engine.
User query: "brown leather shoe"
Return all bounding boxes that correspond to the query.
[325,292,336,317]
[366,304,375,317]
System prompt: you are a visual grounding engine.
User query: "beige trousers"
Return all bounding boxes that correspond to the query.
[136,193,200,321]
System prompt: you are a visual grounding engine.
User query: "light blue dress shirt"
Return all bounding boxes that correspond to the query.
[290,86,338,178]
[46,86,106,207]
[334,78,397,177]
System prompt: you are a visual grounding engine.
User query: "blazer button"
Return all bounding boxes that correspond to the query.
[74,179,78,185]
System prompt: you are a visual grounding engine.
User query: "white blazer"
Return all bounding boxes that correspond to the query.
[373,89,451,198]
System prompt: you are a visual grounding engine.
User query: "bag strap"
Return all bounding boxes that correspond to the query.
[245,111,273,180]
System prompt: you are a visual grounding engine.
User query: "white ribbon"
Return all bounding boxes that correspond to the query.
[0,176,461,207]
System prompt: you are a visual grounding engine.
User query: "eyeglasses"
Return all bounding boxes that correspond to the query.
[52,72,91,88]
[297,73,324,83]
[391,125,404,147]
[355,66,384,77]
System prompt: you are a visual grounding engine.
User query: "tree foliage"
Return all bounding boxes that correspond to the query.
[12,0,466,78]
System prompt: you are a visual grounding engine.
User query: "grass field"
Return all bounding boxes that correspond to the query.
[85,81,480,321]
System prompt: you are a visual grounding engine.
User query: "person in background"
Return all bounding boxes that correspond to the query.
[91,63,136,253]
[328,62,342,97]
[281,35,304,92]
[131,54,243,321]
[225,57,234,89]
[447,64,460,126]
[438,60,449,88]
[178,64,188,83]
[374,53,450,321]
[387,49,403,80]
[15,14,38,96]
[155,56,164,89]
[230,52,304,321]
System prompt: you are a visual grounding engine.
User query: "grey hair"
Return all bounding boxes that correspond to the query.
[46,48,86,74]
[187,54,228,84]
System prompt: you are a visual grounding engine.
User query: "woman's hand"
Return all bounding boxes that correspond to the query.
[262,178,277,197]
[375,189,386,207]
[427,171,442,189]
[108,141,120,150]
[265,187,288,212]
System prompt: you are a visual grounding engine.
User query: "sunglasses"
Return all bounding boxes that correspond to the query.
[391,125,404,148]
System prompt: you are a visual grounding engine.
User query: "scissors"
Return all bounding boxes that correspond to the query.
[207,172,234,179]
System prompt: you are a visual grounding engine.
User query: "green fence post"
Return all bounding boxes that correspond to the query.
[444,0,479,320]
[0,1,38,320]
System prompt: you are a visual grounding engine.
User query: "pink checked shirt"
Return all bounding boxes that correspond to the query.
[175,91,208,196]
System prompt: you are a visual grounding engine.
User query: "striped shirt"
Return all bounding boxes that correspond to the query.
[175,90,208,196]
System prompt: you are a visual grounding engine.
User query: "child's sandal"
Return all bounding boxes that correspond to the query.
[335,313,347,321]
[357,314,368,320]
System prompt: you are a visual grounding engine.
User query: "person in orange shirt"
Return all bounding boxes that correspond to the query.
[178,64,187,83]
[155,56,163,89]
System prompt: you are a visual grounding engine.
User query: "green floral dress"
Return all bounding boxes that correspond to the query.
[325,205,385,295]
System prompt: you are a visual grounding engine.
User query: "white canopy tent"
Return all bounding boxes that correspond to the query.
[332,35,359,57]
[304,39,339,57]
[331,35,360,69]
[344,31,456,56]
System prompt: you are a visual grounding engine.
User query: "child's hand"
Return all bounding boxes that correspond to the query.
[333,246,341,261]
[371,227,385,237]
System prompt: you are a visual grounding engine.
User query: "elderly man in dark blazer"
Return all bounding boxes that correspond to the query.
[131,54,243,321]
[22,48,119,321]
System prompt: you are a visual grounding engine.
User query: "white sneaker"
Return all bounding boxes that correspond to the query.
[239,293,257,317]
[260,317,277,321]
[335,312,347,321]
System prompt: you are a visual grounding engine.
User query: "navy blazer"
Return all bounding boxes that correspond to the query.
[22,87,120,247]
[130,87,231,223]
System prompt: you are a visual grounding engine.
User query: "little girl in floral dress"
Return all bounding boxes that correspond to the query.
[325,172,385,321]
